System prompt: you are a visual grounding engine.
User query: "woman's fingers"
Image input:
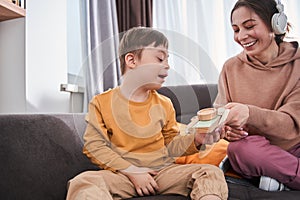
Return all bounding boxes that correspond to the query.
[225,127,248,141]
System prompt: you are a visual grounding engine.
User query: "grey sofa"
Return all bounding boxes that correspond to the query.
[0,84,299,200]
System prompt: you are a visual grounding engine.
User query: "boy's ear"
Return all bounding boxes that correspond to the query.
[124,53,136,69]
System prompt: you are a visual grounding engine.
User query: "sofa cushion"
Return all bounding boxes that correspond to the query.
[0,114,97,200]
[176,139,229,167]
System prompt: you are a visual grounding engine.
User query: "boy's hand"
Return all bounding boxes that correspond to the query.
[124,171,159,196]
[194,129,221,146]
[120,165,159,196]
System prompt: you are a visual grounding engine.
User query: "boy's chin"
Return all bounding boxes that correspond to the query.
[145,83,162,90]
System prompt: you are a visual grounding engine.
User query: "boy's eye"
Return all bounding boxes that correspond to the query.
[157,57,164,62]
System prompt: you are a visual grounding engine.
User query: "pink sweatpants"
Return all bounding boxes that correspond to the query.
[227,135,300,190]
[66,163,228,200]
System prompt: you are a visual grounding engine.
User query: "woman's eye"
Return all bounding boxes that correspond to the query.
[157,57,163,62]
[232,27,239,33]
[245,25,254,29]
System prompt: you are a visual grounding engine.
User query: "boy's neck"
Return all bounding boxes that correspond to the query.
[119,84,150,102]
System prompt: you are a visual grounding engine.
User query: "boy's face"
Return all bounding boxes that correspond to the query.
[126,44,169,90]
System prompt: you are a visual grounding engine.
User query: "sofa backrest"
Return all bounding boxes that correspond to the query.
[158,84,218,124]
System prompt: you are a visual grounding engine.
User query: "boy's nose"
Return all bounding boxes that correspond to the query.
[163,61,170,70]
[165,63,170,70]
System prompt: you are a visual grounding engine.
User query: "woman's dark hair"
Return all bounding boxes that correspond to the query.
[230,0,289,44]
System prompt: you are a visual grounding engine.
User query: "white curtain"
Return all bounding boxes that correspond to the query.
[283,0,300,42]
[153,0,300,86]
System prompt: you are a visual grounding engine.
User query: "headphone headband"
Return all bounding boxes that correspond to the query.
[271,0,287,35]
[275,0,284,12]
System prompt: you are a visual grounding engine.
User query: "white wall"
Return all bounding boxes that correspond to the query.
[26,0,70,112]
[0,18,26,113]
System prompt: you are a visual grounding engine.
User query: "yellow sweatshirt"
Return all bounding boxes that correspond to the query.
[83,87,199,172]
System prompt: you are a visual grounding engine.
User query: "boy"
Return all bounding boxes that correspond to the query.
[66,27,228,200]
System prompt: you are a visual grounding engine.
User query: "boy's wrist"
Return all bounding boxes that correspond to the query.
[120,165,152,174]
[194,139,206,151]
[194,139,201,148]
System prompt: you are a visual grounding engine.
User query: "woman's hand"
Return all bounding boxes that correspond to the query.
[120,166,159,196]
[225,102,249,128]
[222,103,249,141]
[224,125,248,141]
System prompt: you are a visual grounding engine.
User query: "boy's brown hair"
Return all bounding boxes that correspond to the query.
[118,27,168,75]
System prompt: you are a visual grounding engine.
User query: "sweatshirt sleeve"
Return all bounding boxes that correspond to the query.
[214,64,231,107]
[83,97,132,172]
[162,99,199,157]
[247,80,300,144]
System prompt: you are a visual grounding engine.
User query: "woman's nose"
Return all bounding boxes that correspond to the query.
[238,29,249,41]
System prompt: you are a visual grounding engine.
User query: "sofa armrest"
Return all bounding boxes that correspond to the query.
[0,114,97,200]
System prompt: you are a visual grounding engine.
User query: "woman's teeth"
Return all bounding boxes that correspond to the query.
[243,41,256,47]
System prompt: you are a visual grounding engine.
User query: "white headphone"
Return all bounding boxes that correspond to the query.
[271,0,288,35]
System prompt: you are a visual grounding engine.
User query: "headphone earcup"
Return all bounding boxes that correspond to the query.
[271,12,287,35]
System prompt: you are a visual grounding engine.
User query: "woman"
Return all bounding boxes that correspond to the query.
[215,0,300,191]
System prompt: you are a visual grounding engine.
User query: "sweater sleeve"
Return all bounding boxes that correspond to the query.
[83,96,132,172]
[162,99,199,157]
[247,80,300,145]
[214,64,231,107]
